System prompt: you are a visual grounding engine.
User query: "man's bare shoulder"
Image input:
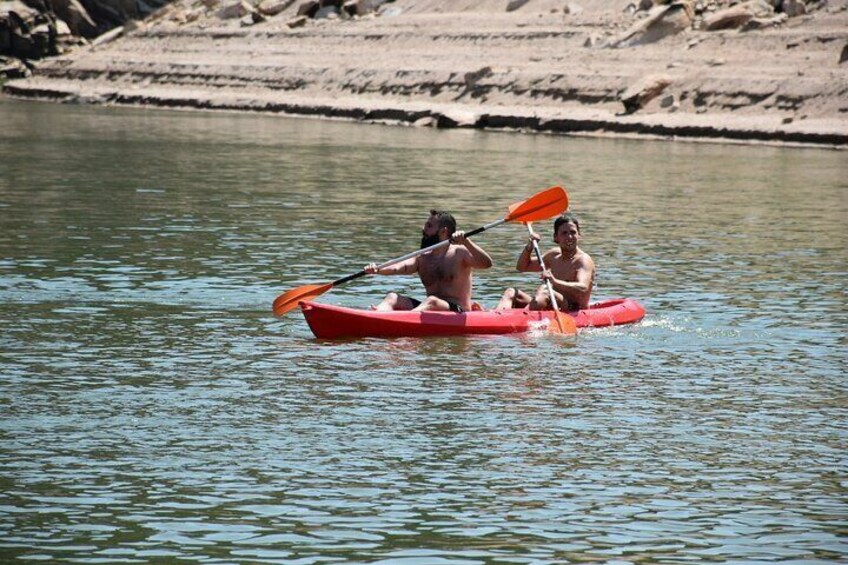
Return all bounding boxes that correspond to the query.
[542,247,560,260]
[449,243,474,260]
[576,249,595,269]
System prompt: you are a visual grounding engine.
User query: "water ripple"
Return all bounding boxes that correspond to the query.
[1,100,846,563]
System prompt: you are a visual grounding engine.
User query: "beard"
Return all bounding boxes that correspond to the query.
[421,232,441,249]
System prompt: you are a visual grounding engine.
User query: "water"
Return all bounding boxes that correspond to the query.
[1,98,846,563]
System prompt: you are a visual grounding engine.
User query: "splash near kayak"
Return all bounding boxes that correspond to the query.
[300,298,645,339]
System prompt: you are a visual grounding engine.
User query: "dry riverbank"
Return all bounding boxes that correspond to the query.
[3,0,848,147]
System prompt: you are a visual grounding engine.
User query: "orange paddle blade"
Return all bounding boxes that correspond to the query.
[273,283,332,316]
[506,186,568,223]
[549,310,578,335]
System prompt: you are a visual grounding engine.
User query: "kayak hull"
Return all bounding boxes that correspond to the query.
[300,298,646,339]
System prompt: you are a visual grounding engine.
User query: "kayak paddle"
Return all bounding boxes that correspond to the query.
[273,185,569,316]
[526,222,577,335]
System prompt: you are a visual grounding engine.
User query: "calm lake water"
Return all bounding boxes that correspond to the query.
[1,97,846,563]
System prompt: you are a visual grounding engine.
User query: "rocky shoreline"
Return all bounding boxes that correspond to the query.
[3,0,848,148]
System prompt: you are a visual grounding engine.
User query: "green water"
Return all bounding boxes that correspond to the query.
[1,98,846,563]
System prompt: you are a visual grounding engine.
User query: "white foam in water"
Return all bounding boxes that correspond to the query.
[527,319,552,337]
[640,316,685,333]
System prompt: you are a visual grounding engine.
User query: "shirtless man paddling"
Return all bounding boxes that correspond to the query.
[366,210,493,313]
[496,212,595,312]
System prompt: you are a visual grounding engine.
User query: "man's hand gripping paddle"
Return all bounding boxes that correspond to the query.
[272,185,569,316]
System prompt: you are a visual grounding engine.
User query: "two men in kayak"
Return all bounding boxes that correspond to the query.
[364,210,493,313]
[365,210,594,313]
[496,212,595,312]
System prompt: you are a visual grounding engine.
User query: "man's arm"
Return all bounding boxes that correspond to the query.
[452,231,493,269]
[546,256,595,307]
[516,232,543,272]
[365,256,419,275]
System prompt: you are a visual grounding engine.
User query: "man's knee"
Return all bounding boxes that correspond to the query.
[416,295,451,311]
[421,296,441,308]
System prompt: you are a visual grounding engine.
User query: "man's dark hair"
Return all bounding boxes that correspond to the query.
[430,209,457,234]
[553,212,581,241]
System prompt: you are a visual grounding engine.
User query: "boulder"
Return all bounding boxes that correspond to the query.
[78,0,132,28]
[1,1,39,22]
[610,1,693,47]
[13,28,53,58]
[413,116,437,127]
[620,73,673,113]
[436,109,479,128]
[297,0,320,17]
[703,0,773,30]
[54,18,72,35]
[50,0,97,37]
[780,0,806,16]
[506,0,531,12]
[314,5,339,18]
[840,43,848,64]
[342,0,358,16]
[0,56,31,78]
[241,11,266,25]
[342,0,380,16]
[90,24,123,46]
[257,0,296,16]
[287,14,308,26]
[740,12,787,29]
[660,93,678,109]
[216,0,254,19]
[2,5,60,59]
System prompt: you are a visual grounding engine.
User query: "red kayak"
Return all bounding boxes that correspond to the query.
[300,298,646,339]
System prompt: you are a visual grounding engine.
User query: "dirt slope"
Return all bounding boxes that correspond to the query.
[4,0,848,146]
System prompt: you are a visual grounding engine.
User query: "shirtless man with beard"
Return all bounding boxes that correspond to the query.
[365,210,493,312]
[496,212,595,312]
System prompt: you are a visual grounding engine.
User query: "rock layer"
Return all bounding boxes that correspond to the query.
[3,0,848,147]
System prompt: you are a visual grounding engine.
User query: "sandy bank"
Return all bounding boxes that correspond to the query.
[4,0,848,147]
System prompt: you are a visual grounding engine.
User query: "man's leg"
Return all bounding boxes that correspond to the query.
[411,295,453,312]
[529,285,566,311]
[373,292,419,312]
[495,287,532,310]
